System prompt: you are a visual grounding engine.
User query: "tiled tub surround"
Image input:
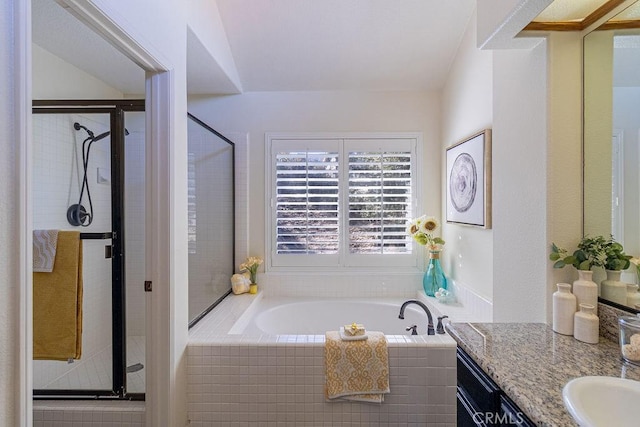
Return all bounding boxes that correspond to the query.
[188,292,457,426]
[446,322,640,427]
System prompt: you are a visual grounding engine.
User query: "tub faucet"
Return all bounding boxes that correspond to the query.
[398,299,435,335]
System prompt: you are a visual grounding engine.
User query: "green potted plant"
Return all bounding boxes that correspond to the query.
[603,238,632,271]
[601,237,632,305]
[549,236,608,313]
[549,235,607,271]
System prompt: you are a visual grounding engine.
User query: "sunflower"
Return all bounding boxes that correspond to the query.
[406,214,445,250]
[420,216,439,234]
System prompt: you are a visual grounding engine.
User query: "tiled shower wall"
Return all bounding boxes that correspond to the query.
[33,111,147,396]
[33,113,113,389]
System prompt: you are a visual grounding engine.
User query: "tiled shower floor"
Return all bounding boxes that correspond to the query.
[40,335,145,394]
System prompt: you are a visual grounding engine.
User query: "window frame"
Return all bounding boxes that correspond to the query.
[265,132,423,272]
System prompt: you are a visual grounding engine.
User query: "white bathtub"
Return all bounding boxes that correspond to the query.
[229,296,438,336]
[188,293,457,426]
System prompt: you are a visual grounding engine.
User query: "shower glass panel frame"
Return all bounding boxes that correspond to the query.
[187,113,235,328]
[32,99,145,400]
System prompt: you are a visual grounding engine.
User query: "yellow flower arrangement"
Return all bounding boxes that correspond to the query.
[406,215,445,251]
[239,256,263,284]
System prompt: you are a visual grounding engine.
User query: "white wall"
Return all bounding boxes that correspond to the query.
[187,0,242,92]
[188,90,442,281]
[1,2,20,424]
[492,42,549,322]
[441,9,494,306]
[32,44,124,99]
[447,11,580,323]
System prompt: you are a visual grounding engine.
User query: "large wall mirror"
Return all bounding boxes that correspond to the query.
[584,1,640,310]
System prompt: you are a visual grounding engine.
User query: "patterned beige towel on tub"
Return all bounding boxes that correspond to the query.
[324,330,390,403]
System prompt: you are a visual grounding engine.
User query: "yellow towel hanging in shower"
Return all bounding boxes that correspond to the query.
[33,230,83,360]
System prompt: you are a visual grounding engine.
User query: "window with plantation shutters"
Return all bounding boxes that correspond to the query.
[348,149,412,255]
[275,149,340,255]
[269,135,418,269]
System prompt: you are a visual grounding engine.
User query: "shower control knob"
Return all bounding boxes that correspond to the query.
[67,204,89,227]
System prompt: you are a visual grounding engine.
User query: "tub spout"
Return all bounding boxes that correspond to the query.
[398,299,435,335]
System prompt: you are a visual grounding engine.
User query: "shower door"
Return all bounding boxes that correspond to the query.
[32,100,145,399]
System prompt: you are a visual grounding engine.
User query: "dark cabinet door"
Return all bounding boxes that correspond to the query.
[457,347,536,427]
[499,395,536,427]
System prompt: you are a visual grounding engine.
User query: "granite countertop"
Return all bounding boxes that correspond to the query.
[446,322,640,427]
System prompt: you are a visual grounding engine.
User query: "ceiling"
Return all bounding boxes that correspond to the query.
[32,0,475,95]
[525,0,640,31]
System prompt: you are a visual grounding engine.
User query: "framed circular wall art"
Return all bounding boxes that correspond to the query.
[445,130,491,228]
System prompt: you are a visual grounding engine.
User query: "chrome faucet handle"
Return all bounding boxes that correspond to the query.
[405,325,418,335]
[436,315,449,334]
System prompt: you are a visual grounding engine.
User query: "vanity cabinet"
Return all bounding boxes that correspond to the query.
[457,348,535,426]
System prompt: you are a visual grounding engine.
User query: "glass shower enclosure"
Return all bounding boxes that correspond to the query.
[32,100,145,399]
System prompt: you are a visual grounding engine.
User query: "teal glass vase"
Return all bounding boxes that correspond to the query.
[423,250,447,297]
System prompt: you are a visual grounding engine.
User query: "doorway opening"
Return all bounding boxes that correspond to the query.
[32,99,145,400]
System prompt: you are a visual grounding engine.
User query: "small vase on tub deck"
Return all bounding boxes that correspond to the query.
[601,270,627,305]
[574,303,599,344]
[553,283,577,335]
[572,269,598,315]
[239,256,263,296]
[423,250,447,297]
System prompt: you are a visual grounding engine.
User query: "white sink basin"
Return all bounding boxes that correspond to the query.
[562,376,640,427]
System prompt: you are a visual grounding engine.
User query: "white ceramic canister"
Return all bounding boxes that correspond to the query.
[573,269,598,315]
[627,284,640,308]
[553,283,577,336]
[574,303,599,344]
[601,270,628,306]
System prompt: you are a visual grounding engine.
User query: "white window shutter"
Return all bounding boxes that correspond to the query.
[347,150,412,255]
[268,136,418,269]
[275,150,340,255]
